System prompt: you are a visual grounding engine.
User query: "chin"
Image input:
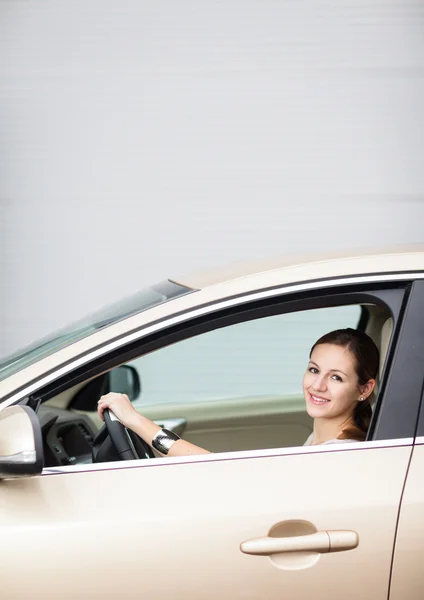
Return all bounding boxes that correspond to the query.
[306,407,323,419]
[305,402,319,418]
[305,399,331,419]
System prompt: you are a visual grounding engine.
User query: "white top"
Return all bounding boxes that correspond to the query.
[303,433,360,446]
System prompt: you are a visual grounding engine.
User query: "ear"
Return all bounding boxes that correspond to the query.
[360,379,376,401]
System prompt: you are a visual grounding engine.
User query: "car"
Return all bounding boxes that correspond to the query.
[0,245,424,599]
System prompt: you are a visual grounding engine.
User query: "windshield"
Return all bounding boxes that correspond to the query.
[0,280,192,382]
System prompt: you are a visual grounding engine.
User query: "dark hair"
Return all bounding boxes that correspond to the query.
[310,328,379,441]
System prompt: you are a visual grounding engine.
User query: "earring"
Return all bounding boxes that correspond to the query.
[359,396,365,401]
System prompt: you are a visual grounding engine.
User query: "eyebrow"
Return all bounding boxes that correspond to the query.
[308,360,349,378]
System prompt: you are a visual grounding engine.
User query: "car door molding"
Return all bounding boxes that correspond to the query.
[40,436,414,477]
[0,271,422,411]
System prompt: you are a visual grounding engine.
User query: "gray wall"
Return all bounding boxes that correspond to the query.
[1,0,423,357]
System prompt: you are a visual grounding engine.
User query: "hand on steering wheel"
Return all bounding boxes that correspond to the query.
[97,393,154,461]
[97,393,137,428]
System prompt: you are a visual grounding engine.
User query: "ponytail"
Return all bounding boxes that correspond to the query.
[339,399,373,441]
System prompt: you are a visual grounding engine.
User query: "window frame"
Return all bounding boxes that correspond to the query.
[394,280,424,442]
[1,273,416,409]
[35,286,400,395]
[1,274,422,473]
[25,280,413,443]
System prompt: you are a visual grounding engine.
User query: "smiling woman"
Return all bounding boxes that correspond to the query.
[97,327,379,455]
[303,328,379,445]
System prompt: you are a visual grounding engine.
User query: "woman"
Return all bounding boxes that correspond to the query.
[302,328,378,445]
[97,327,379,456]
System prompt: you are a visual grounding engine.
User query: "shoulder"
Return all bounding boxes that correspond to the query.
[322,438,360,445]
[303,433,314,446]
[303,435,361,447]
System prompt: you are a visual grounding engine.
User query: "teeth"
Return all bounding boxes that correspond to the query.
[312,395,330,403]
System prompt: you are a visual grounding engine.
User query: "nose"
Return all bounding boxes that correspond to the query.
[313,374,328,393]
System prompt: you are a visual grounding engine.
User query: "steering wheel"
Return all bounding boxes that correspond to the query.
[103,409,155,460]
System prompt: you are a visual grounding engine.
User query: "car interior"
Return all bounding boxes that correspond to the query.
[36,302,393,469]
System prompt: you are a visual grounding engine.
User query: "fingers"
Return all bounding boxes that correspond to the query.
[97,393,115,421]
[96,392,130,421]
[97,397,106,421]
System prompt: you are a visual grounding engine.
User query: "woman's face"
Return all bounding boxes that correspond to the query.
[302,343,366,421]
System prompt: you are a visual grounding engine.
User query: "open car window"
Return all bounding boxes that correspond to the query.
[38,279,407,468]
[43,303,374,462]
[128,305,362,407]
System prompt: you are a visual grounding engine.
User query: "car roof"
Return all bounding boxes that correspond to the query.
[174,243,424,290]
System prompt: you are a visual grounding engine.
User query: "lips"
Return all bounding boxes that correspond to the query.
[309,393,331,405]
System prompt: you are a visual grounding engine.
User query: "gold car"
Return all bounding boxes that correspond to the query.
[1,245,423,599]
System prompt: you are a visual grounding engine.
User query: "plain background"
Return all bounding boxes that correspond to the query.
[1,0,423,357]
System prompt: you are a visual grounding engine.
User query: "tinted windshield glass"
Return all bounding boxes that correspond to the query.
[0,280,192,382]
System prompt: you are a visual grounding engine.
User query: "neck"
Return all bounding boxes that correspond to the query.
[312,414,354,445]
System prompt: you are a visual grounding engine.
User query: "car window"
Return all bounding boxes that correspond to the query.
[128,305,361,408]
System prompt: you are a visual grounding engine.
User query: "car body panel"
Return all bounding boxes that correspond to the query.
[389,441,424,600]
[0,443,412,600]
[174,244,424,289]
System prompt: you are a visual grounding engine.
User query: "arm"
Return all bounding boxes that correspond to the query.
[97,392,211,457]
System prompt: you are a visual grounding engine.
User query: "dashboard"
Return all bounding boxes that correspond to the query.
[37,402,185,467]
[38,406,100,467]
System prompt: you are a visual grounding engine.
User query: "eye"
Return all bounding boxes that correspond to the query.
[331,374,343,382]
[308,367,319,374]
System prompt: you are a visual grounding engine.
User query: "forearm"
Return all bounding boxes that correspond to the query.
[128,413,211,457]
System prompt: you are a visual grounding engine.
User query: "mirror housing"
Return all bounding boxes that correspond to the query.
[108,365,141,400]
[69,365,141,411]
[0,405,44,479]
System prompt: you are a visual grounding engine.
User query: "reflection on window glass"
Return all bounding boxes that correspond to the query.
[0,280,191,382]
[130,305,361,407]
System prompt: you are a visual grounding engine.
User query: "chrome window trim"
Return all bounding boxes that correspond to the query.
[1,270,422,411]
[41,437,414,476]
[414,436,424,445]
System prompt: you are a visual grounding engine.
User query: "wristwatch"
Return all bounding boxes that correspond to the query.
[151,428,181,455]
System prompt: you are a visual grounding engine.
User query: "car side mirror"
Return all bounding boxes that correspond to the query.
[0,405,44,479]
[69,365,141,411]
[108,365,141,401]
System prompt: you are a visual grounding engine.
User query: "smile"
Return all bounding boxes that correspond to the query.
[309,394,331,405]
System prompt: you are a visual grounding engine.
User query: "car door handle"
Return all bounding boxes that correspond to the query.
[240,530,358,556]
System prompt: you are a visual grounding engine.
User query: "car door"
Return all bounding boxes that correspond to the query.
[0,279,422,600]
[0,439,412,600]
[389,442,424,600]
